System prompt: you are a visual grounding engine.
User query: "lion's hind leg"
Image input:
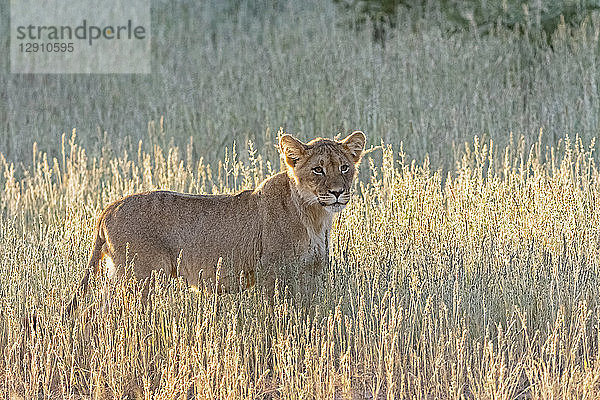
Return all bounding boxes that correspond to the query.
[108,244,175,311]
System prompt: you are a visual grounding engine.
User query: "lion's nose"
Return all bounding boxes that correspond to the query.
[329,188,344,199]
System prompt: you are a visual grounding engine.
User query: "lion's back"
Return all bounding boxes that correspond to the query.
[100,189,258,250]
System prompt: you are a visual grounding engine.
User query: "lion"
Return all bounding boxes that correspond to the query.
[66,131,365,312]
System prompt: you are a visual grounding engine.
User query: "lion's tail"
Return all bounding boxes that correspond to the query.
[64,220,105,318]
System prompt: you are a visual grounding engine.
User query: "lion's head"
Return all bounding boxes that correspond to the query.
[279,131,366,213]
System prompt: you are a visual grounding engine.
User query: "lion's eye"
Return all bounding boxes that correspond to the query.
[340,165,349,173]
[312,166,324,175]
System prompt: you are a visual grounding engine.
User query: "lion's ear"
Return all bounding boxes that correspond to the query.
[279,134,307,168]
[340,131,366,164]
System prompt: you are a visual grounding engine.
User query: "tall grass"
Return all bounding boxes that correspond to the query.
[2,134,600,398]
[2,0,600,169]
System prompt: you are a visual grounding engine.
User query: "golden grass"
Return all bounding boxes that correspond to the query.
[2,133,600,398]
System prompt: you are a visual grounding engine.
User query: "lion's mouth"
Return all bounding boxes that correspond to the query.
[319,201,346,206]
[319,201,348,213]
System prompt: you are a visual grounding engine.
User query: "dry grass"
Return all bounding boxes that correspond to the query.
[2,133,600,398]
[3,0,600,169]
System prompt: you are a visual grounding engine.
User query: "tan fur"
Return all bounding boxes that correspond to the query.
[66,132,365,311]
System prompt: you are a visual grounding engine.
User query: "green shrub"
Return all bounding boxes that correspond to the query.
[334,0,600,42]
[444,0,600,38]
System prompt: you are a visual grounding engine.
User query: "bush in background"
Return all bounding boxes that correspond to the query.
[334,0,600,42]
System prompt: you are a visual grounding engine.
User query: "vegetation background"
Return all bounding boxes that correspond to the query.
[2,0,600,398]
[2,0,600,168]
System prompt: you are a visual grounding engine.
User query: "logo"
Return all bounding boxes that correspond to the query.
[10,0,151,74]
[15,20,147,46]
